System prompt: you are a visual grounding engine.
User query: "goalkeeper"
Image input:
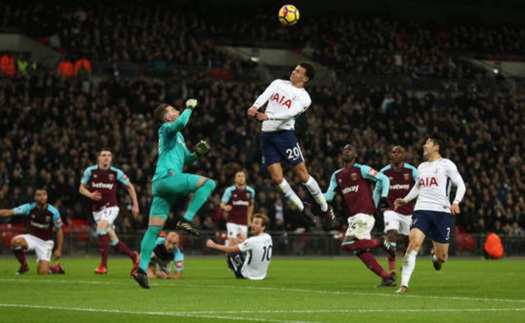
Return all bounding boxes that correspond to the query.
[132,99,216,289]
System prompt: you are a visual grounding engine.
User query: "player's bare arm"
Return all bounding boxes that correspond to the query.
[79,184,102,201]
[450,202,461,215]
[206,239,241,254]
[247,106,258,117]
[53,226,63,260]
[0,208,15,217]
[220,202,232,212]
[125,182,140,217]
[394,198,406,209]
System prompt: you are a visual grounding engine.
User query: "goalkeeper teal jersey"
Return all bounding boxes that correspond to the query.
[152,109,197,181]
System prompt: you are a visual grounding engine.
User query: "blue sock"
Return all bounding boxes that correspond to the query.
[184,179,216,221]
[139,226,162,272]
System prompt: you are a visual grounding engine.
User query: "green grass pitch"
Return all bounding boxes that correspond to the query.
[0,256,524,322]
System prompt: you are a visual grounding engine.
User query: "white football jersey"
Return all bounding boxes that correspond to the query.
[253,79,312,132]
[409,158,466,212]
[238,232,273,280]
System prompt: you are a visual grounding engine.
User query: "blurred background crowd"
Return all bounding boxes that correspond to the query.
[1,0,524,242]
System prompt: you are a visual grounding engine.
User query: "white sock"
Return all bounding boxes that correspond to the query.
[401,249,418,288]
[277,179,304,211]
[302,176,328,212]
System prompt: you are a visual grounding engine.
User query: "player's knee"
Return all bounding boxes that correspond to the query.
[270,173,284,184]
[11,236,25,247]
[206,179,216,190]
[407,240,422,252]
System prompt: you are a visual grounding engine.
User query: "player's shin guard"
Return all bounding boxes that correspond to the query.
[302,176,328,212]
[184,179,216,221]
[139,226,162,272]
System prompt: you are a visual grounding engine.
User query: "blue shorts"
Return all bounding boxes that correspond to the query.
[411,210,452,243]
[260,130,304,167]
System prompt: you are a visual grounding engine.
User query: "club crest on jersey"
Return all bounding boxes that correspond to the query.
[246,193,251,199]
[46,216,51,223]
[420,177,438,187]
[404,174,410,180]
[109,174,115,181]
[368,168,378,176]
[351,173,358,181]
[271,93,292,109]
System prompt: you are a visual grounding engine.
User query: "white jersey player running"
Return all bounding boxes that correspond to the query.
[394,136,466,293]
[247,61,334,226]
[206,213,273,280]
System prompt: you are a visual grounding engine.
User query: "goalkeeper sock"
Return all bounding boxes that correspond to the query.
[139,226,162,272]
[277,179,304,212]
[184,178,216,222]
[302,176,328,212]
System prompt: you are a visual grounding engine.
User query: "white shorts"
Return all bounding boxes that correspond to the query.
[383,210,412,236]
[345,213,375,240]
[93,206,119,229]
[226,222,248,239]
[22,234,54,262]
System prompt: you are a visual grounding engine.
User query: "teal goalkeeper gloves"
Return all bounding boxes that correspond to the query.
[195,140,210,156]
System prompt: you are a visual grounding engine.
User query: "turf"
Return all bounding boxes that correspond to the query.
[0,256,524,322]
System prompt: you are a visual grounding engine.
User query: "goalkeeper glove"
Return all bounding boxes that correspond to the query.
[186,99,198,109]
[195,140,210,156]
[378,197,390,211]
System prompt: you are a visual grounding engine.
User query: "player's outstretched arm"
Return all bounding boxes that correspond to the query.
[0,208,15,217]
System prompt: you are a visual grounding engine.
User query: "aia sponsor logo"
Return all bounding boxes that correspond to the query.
[271,93,292,109]
[420,177,438,187]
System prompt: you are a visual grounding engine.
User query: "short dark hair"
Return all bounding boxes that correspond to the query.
[99,147,113,154]
[154,103,170,126]
[298,61,315,82]
[428,134,444,151]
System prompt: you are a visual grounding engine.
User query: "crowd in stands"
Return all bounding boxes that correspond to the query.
[1,1,524,240]
[4,1,524,81]
[1,69,524,238]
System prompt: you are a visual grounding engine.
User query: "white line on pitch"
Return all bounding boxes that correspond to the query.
[0,303,316,323]
[2,278,524,304]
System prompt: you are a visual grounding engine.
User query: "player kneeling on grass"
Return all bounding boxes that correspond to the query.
[0,187,65,275]
[206,213,272,280]
[131,232,184,279]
